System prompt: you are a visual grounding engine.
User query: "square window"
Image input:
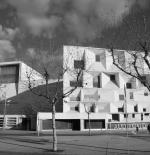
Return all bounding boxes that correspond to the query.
[75,106,79,111]
[118,107,124,112]
[95,55,100,62]
[141,76,146,81]
[126,83,132,89]
[143,108,146,112]
[70,81,82,87]
[112,114,119,121]
[144,92,148,96]
[119,94,124,100]
[70,81,76,87]
[90,105,95,112]
[110,75,115,81]
[74,60,84,69]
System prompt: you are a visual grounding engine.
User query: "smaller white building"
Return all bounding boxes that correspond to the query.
[0,61,43,130]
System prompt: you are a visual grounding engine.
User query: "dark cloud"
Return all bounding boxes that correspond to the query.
[0,0,148,76]
[6,0,149,41]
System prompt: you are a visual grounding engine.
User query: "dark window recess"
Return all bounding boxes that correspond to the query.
[70,81,82,87]
[93,75,101,88]
[108,119,111,122]
[144,113,149,116]
[141,76,146,81]
[75,106,79,111]
[126,83,132,89]
[84,119,105,129]
[0,118,4,127]
[72,120,80,130]
[70,106,79,111]
[112,114,119,121]
[119,95,124,100]
[144,92,148,96]
[0,64,19,84]
[74,60,84,69]
[141,76,147,84]
[124,114,128,118]
[98,76,100,88]
[134,105,138,112]
[95,55,101,62]
[132,114,135,118]
[141,114,143,121]
[90,105,96,112]
[130,92,134,99]
[110,75,115,81]
[118,107,124,112]
[143,108,146,112]
[42,119,73,130]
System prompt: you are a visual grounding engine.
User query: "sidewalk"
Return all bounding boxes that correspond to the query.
[0,129,150,155]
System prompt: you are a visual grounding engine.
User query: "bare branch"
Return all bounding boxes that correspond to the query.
[84,104,91,114]
[111,48,138,79]
[26,71,50,99]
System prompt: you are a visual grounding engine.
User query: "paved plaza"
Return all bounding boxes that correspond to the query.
[0,130,150,155]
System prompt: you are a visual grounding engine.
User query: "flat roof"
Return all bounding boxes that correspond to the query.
[0,61,22,66]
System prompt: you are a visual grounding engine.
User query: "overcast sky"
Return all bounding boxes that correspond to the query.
[0,0,150,77]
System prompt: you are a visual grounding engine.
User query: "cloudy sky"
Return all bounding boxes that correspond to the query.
[0,0,150,77]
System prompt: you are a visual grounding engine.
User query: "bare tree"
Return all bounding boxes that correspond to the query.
[26,44,84,152]
[84,103,96,136]
[109,8,150,91]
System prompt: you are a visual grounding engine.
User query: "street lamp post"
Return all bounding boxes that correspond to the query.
[0,85,11,130]
[3,92,7,130]
[0,85,7,130]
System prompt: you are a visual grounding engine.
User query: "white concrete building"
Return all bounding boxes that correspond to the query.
[38,45,150,131]
[0,61,42,129]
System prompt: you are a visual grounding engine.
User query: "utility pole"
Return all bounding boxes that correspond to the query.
[37,112,40,136]
[84,103,92,136]
[0,85,7,130]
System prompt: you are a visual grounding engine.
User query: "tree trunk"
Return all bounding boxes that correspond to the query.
[88,113,91,136]
[52,103,57,151]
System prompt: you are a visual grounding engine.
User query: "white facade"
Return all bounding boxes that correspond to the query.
[0,61,43,98]
[0,61,42,129]
[38,45,150,131]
